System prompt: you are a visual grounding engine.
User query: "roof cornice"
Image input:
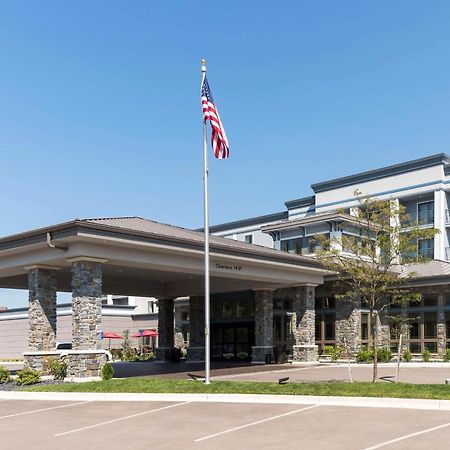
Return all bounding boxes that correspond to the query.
[284,195,315,210]
[204,211,288,233]
[311,153,450,193]
[0,219,325,270]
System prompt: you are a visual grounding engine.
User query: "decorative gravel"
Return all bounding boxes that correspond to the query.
[0,380,67,391]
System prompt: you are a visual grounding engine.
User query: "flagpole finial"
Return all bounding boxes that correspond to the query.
[201,59,206,73]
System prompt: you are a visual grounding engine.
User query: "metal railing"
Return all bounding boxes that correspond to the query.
[417,247,434,259]
[401,210,434,227]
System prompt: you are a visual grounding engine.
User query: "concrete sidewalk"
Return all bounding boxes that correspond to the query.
[2,390,450,411]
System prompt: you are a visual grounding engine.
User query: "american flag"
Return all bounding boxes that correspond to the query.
[201,76,229,159]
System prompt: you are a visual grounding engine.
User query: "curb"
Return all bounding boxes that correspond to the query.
[1,391,450,411]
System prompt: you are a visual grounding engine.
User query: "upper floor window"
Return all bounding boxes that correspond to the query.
[244,234,253,244]
[417,201,434,225]
[280,235,329,256]
[418,238,434,259]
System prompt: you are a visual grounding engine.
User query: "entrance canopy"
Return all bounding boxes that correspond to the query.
[0,216,327,296]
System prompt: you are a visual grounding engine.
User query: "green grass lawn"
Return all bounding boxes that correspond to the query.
[24,378,450,399]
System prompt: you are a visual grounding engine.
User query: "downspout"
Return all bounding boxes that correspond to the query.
[46,232,68,252]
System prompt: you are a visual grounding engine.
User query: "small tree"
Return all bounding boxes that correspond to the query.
[121,330,134,360]
[316,191,437,382]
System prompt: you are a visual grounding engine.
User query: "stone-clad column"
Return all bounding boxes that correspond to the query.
[335,297,361,357]
[156,298,174,362]
[437,293,446,356]
[252,289,274,364]
[27,267,58,351]
[188,296,205,362]
[377,300,390,349]
[71,259,103,350]
[292,285,318,363]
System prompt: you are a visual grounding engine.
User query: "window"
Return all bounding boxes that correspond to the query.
[324,315,335,340]
[236,299,249,319]
[424,313,437,339]
[361,314,369,341]
[417,201,434,225]
[244,234,253,244]
[409,317,419,339]
[418,239,434,259]
[446,312,450,340]
[280,235,329,256]
[222,300,233,319]
[423,295,437,307]
[112,297,128,306]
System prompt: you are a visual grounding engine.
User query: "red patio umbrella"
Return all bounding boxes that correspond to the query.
[100,331,124,350]
[132,329,159,352]
[131,329,159,338]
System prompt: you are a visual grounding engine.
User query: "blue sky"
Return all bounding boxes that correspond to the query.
[1,1,450,307]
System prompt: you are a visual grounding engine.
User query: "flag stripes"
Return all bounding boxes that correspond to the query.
[201,76,229,159]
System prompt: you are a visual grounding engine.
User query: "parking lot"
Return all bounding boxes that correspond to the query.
[1,398,450,449]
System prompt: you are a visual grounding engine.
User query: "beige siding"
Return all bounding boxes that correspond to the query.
[0,318,28,359]
[0,314,158,358]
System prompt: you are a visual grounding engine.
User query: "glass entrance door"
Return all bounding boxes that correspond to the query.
[211,323,254,361]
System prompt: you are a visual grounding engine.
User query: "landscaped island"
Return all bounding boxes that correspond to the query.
[24,378,450,400]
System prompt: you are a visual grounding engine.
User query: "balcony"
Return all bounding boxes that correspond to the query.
[418,247,434,259]
[401,211,434,227]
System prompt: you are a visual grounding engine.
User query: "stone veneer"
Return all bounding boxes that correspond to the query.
[24,351,60,374]
[335,297,361,357]
[188,296,205,361]
[71,260,102,350]
[65,351,108,379]
[437,293,446,355]
[292,285,318,363]
[252,289,274,363]
[377,306,391,349]
[28,268,57,352]
[156,298,174,362]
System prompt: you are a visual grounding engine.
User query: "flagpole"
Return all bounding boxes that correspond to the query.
[201,58,211,385]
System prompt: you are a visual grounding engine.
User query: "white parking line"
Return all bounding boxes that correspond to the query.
[0,401,92,420]
[194,404,320,442]
[362,421,450,450]
[213,365,328,380]
[54,401,191,437]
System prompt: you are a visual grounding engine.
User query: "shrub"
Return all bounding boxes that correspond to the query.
[328,346,343,362]
[377,347,392,363]
[402,350,412,362]
[323,345,333,355]
[0,366,11,384]
[110,348,123,361]
[101,363,114,381]
[443,349,450,362]
[139,352,155,361]
[422,349,431,362]
[356,347,373,363]
[16,368,41,386]
[48,358,67,380]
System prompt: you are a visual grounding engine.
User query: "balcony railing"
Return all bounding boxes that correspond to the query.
[417,247,434,259]
[401,211,434,227]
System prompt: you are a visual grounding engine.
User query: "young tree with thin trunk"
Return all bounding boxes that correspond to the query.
[316,191,437,383]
